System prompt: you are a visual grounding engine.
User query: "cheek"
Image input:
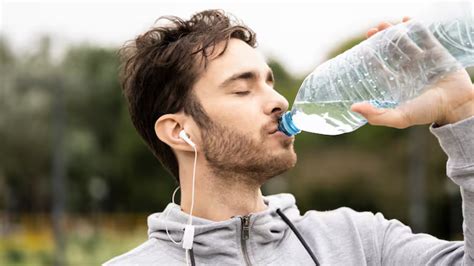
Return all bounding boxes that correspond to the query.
[204,96,264,135]
[212,97,260,118]
[215,112,259,134]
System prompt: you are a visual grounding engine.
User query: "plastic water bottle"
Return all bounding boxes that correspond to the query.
[278,17,474,136]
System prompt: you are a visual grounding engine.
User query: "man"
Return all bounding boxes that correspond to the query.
[104,10,474,265]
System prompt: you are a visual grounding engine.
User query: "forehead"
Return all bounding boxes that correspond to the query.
[193,39,269,90]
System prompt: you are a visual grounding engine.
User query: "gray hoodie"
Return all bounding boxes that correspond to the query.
[104,116,474,265]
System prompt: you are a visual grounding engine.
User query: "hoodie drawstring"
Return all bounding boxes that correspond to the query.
[189,248,196,266]
[276,208,320,266]
[186,209,319,266]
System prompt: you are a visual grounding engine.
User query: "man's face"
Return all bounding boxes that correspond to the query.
[192,39,296,184]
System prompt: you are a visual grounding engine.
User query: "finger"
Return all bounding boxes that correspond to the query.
[366,28,379,38]
[351,102,382,116]
[406,20,440,50]
[351,102,410,129]
[402,16,411,22]
[381,26,424,69]
[377,22,392,31]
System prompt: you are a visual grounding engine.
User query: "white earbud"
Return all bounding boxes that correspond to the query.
[179,130,196,148]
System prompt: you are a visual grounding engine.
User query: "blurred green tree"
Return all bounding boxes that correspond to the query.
[60,45,176,213]
[0,36,54,214]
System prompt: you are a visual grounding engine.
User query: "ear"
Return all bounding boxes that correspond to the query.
[154,114,195,152]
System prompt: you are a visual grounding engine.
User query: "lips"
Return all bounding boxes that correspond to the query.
[264,121,283,136]
[265,123,280,134]
[268,127,278,134]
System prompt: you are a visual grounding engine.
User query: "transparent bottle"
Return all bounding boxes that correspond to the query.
[278,16,474,136]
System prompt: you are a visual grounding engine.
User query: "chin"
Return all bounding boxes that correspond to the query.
[287,150,298,169]
[265,153,297,182]
[275,148,297,171]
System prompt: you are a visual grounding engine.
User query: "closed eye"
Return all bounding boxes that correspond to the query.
[234,91,251,96]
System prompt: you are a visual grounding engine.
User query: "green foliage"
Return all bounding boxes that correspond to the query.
[0,38,175,214]
[59,45,175,212]
[0,36,55,213]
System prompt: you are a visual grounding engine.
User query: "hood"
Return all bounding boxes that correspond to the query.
[146,193,301,262]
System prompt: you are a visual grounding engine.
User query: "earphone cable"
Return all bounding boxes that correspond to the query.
[165,186,182,245]
[163,139,198,265]
[185,147,198,266]
[188,147,197,225]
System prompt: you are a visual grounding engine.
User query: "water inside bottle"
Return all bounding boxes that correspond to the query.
[292,100,397,135]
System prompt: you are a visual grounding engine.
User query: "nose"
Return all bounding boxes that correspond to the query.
[264,87,289,119]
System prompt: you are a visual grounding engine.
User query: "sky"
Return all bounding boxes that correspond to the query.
[1,0,473,75]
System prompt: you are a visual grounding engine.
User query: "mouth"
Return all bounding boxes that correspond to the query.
[265,122,292,139]
[269,128,293,140]
[268,128,278,134]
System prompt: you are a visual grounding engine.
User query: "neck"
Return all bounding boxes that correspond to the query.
[179,163,267,221]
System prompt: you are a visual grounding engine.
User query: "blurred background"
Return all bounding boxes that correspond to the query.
[1,0,473,265]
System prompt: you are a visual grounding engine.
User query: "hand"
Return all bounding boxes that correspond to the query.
[351,17,474,128]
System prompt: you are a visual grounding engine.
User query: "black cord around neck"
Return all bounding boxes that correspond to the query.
[276,208,320,266]
[190,248,196,266]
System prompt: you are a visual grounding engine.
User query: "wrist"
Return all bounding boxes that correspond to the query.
[436,98,474,126]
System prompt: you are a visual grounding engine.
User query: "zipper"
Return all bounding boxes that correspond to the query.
[240,215,252,266]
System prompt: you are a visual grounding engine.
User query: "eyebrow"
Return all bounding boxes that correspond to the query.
[218,69,274,89]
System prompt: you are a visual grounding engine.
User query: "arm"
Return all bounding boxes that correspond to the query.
[352,18,474,264]
[373,117,474,265]
[431,116,474,263]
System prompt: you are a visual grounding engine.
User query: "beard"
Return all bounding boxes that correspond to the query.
[185,94,296,185]
[199,117,297,185]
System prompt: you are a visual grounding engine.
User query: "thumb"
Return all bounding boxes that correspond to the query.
[351,102,410,129]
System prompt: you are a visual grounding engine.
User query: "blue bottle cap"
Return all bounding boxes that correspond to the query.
[278,111,301,136]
